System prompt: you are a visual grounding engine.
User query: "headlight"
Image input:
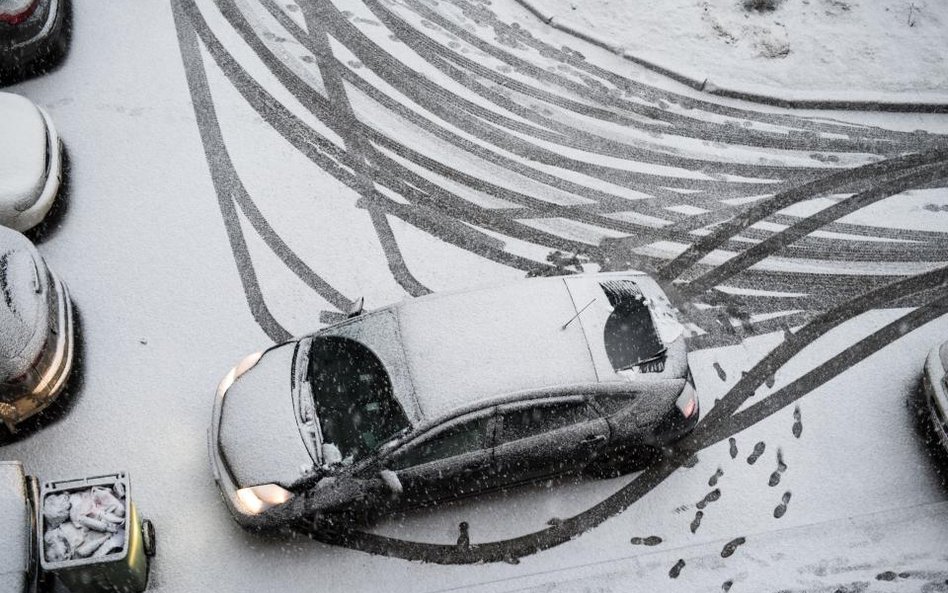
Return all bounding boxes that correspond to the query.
[235,484,294,515]
[216,351,263,398]
[676,381,697,418]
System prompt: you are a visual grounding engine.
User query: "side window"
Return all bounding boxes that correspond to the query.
[388,416,490,470]
[498,401,595,444]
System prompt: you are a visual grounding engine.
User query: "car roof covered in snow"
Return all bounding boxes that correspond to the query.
[0,227,49,384]
[0,93,47,209]
[392,273,663,422]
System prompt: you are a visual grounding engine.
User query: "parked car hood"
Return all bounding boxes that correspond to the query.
[217,342,314,489]
[0,93,47,210]
[0,228,49,388]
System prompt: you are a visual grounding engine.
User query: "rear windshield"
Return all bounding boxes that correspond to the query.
[307,336,409,462]
[599,280,665,371]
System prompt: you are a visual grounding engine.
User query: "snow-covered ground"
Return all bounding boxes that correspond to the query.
[523,0,948,99]
[1,0,947,591]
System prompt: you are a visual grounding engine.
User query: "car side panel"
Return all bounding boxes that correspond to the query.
[492,399,609,487]
[384,411,497,505]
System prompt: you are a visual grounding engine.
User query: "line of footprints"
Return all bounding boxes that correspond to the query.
[630,404,804,581]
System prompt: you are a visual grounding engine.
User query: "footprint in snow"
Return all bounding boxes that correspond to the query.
[773,491,792,519]
[669,559,686,579]
[709,467,723,487]
[720,536,746,558]
[768,448,787,487]
[630,536,663,546]
[456,522,470,549]
[713,362,727,381]
[792,406,803,438]
[690,511,703,534]
[696,488,721,510]
[729,438,738,459]
[722,580,734,592]
[747,441,765,465]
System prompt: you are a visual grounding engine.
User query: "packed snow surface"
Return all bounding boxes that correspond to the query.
[529,0,948,96]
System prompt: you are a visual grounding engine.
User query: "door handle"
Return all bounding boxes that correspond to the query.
[581,434,607,445]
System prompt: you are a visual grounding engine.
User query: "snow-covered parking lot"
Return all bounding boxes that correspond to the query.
[3,0,948,591]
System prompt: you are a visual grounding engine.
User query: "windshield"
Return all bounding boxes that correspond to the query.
[307,336,409,462]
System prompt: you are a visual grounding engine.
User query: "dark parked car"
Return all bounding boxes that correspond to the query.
[0,226,74,432]
[0,0,68,80]
[209,272,699,529]
[0,461,39,592]
[922,340,948,451]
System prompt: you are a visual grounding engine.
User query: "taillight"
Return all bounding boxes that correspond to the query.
[0,0,39,25]
[676,382,697,418]
[681,396,697,418]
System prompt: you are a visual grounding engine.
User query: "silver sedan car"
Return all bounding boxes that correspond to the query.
[209,272,698,529]
[0,226,74,432]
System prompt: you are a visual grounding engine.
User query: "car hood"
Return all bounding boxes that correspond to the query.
[217,342,314,489]
[0,228,49,386]
[0,93,47,210]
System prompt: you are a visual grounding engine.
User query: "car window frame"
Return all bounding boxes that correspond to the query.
[495,395,599,445]
[380,407,498,471]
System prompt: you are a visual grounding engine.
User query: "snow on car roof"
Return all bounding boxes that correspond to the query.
[0,93,47,207]
[0,227,47,383]
[394,276,600,421]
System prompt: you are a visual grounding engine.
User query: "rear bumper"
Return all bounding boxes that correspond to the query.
[652,397,700,445]
[0,0,65,68]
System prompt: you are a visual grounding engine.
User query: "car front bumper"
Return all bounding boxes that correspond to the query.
[208,370,283,530]
[2,272,74,427]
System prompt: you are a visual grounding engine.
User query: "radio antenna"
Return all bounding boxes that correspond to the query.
[562,298,596,330]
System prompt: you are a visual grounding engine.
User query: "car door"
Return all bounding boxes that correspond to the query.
[492,397,609,487]
[383,410,496,505]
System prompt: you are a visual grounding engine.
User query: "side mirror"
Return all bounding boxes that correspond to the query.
[347,297,365,318]
[379,469,402,497]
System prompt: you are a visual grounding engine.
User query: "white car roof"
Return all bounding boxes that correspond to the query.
[394,276,606,421]
[0,93,47,210]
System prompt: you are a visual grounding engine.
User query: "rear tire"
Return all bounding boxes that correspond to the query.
[585,447,659,479]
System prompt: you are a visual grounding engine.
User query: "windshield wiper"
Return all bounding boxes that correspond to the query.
[617,347,667,372]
